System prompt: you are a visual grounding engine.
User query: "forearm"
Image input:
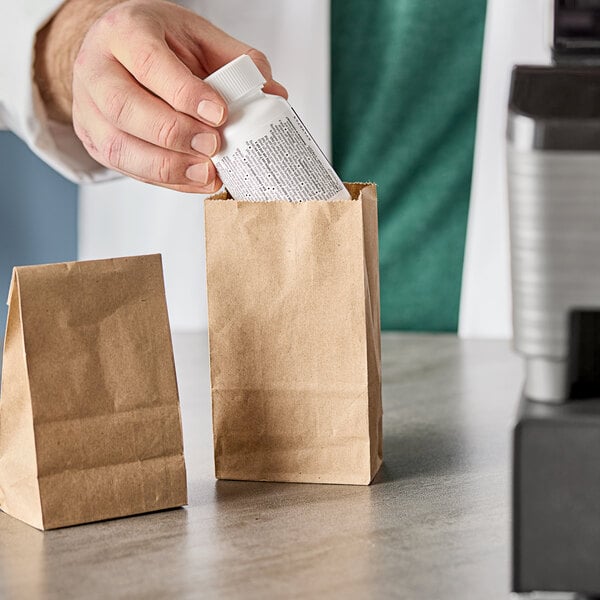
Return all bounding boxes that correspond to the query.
[34,0,126,123]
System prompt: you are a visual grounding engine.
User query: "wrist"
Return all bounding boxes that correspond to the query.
[34,0,126,123]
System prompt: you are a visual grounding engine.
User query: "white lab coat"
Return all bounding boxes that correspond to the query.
[0,0,551,335]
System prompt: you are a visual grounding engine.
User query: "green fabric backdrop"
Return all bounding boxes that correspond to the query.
[331,0,487,331]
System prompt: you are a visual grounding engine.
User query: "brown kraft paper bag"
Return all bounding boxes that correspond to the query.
[204,183,382,485]
[0,254,187,530]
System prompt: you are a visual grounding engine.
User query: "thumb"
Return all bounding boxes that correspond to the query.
[190,20,288,99]
[246,49,288,99]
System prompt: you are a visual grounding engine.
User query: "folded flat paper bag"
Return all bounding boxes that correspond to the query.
[205,183,383,485]
[0,254,187,530]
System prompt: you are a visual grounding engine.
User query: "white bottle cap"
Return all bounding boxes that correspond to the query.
[204,55,267,105]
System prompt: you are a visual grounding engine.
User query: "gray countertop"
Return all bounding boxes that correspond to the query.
[0,333,524,600]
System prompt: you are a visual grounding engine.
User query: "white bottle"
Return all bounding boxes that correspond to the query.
[204,55,351,202]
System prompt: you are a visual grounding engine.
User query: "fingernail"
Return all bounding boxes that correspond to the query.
[191,132,218,156]
[197,100,224,125]
[186,162,210,184]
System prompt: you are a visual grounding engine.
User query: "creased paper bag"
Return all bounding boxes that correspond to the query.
[0,254,187,530]
[205,183,383,485]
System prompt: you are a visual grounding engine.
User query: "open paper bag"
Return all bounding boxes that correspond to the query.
[0,254,187,529]
[204,183,383,485]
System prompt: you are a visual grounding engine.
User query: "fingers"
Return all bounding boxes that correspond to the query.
[250,49,288,99]
[73,87,222,194]
[109,25,288,122]
[188,30,289,100]
[264,79,289,100]
[109,30,228,126]
[80,57,221,158]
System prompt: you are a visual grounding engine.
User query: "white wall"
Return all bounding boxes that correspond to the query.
[459,0,552,338]
[79,0,330,331]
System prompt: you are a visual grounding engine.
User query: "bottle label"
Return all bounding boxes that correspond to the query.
[214,111,348,201]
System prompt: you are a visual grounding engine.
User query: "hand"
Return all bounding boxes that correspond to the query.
[34,0,287,193]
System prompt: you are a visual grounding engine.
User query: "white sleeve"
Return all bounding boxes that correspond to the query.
[0,3,115,184]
